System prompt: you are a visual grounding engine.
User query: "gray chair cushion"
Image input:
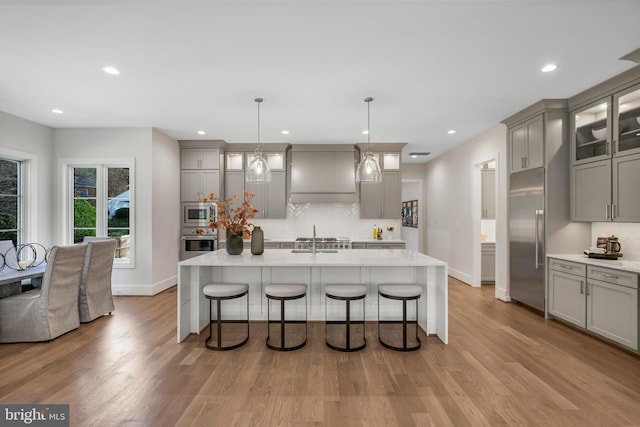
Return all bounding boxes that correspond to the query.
[79,239,117,323]
[0,244,87,343]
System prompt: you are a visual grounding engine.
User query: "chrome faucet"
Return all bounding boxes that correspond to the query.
[312,224,316,254]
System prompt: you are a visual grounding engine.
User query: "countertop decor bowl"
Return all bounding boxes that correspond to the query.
[591,127,607,140]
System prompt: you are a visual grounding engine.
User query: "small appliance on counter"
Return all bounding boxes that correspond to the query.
[584,235,622,259]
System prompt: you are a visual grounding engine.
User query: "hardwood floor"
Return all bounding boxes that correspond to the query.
[1,277,639,426]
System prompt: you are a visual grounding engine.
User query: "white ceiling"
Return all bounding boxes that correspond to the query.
[1,0,639,163]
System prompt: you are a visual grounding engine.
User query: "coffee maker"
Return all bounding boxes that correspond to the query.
[596,235,622,255]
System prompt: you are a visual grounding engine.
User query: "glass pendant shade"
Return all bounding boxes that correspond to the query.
[246,149,272,183]
[355,97,382,183]
[246,97,272,183]
[356,151,382,183]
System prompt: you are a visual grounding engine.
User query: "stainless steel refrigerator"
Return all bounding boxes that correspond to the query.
[509,167,545,311]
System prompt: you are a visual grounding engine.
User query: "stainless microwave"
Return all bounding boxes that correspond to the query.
[182,202,217,227]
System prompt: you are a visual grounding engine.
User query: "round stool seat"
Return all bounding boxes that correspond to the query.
[265,284,307,298]
[203,283,249,298]
[378,283,422,298]
[326,284,367,299]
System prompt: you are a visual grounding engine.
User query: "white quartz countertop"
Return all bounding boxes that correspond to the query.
[179,248,445,267]
[547,254,640,274]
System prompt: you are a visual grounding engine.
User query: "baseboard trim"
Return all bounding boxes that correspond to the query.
[449,268,473,286]
[112,275,177,296]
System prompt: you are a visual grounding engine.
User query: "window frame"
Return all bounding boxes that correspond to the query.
[0,157,22,246]
[63,158,135,269]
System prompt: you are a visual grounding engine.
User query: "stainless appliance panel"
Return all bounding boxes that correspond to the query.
[509,167,545,311]
[180,236,217,260]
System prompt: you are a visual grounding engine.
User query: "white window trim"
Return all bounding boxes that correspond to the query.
[60,157,135,269]
[0,148,35,244]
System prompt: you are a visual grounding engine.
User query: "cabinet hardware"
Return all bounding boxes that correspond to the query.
[612,204,616,219]
[521,157,525,169]
[560,264,573,270]
[602,273,619,279]
[613,140,617,154]
[605,204,610,219]
[580,281,584,294]
[586,282,590,296]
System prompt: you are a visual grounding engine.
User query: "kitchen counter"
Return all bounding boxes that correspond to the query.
[178,249,447,344]
[547,254,640,274]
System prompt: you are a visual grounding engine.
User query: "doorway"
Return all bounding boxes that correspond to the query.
[471,158,499,289]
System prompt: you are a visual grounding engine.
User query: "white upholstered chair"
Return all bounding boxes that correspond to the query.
[78,239,117,323]
[0,244,87,343]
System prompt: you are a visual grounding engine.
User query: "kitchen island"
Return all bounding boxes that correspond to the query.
[177,249,448,344]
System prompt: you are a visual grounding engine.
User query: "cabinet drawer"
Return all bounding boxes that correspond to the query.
[587,266,638,289]
[549,258,586,276]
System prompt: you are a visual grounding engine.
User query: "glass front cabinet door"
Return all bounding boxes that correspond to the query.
[614,83,640,157]
[571,99,611,165]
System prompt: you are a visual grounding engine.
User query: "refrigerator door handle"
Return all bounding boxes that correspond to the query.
[535,209,544,269]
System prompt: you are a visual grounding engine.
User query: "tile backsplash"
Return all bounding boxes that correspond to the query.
[252,203,402,240]
[591,222,640,261]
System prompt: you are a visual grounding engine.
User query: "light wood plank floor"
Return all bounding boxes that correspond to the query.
[1,277,639,426]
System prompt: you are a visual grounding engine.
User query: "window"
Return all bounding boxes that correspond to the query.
[69,161,133,266]
[0,158,21,246]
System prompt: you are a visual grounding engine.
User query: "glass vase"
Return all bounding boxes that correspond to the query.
[251,226,264,255]
[226,233,244,255]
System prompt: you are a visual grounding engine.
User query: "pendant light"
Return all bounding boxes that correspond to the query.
[246,97,272,183]
[356,97,382,183]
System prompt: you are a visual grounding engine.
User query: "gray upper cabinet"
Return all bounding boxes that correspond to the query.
[223,145,289,219]
[570,160,611,221]
[510,114,543,173]
[481,168,495,219]
[357,144,405,220]
[179,141,224,202]
[569,70,640,222]
[181,148,220,170]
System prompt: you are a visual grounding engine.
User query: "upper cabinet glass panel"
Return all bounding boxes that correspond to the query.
[574,100,609,163]
[382,153,400,170]
[615,85,640,156]
[226,153,244,170]
[245,152,285,170]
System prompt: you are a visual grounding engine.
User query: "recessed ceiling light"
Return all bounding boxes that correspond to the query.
[411,155,418,159]
[541,64,557,73]
[102,66,120,75]
[51,108,64,114]
[362,130,369,135]
[281,130,290,135]
[197,130,206,135]
[447,130,456,134]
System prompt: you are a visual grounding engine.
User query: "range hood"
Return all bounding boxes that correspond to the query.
[289,145,357,203]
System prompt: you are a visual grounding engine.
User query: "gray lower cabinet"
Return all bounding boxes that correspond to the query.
[548,257,638,350]
[360,172,401,219]
[548,259,587,327]
[365,241,405,249]
[224,171,245,212]
[481,243,495,283]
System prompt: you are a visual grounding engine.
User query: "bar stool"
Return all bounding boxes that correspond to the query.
[377,283,423,351]
[202,283,249,351]
[265,284,307,351]
[325,284,367,352]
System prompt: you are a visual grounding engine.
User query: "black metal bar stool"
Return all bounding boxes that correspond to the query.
[265,284,307,351]
[203,283,250,351]
[377,283,423,351]
[325,284,367,352]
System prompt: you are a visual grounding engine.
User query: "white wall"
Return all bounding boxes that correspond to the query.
[53,128,161,295]
[151,129,180,292]
[0,111,54,246]
[423,124,509,299]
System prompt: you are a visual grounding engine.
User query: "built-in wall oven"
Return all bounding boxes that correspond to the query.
[181,234,218,260]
